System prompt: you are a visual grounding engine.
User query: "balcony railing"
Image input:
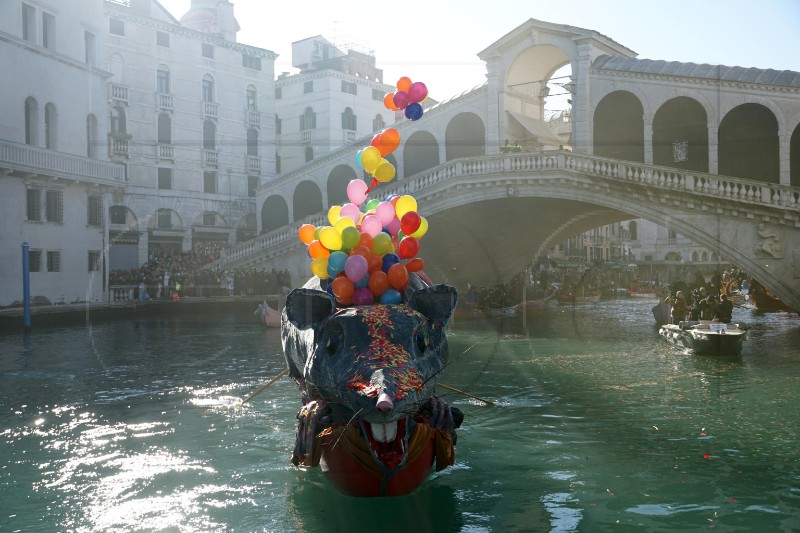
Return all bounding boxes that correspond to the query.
[109,82,128,102]
[247,109,260,125]
[203,149,218,166]
[158,143,174,160]
[203,101,218,118]
[301,130,312,143]
[111,138,129,157]
[156,92,174,109]
[0,139,125,183]
[344,129,356,144]
[247,155,261,172]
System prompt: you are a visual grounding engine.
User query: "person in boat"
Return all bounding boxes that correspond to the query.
[665,291,689,324]
[718,294,733,323]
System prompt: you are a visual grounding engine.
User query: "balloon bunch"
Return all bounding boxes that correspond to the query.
[383,76,428,121]
[298,184,429,307]
[356,127,399,186]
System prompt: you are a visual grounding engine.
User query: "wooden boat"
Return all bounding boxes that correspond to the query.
[658,320,747,355]
[749,287,794,312]
[254,302,281,327]
[627,282,658,298]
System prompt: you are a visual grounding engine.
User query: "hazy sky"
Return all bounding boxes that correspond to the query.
[157,0,800,100]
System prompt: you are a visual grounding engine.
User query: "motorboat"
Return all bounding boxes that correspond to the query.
[659,320,747,355]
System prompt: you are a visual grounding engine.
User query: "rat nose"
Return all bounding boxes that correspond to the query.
[376,392,393,413]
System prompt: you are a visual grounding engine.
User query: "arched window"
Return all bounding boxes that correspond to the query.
[202,74,214,102]
[24,96,39,145]
[110,105,126,134]
[341,107,356,130]
[157,113,171,144]
[701,251,708,262]
[300,107,316,130]
[203,120,216,150]
[44,103,58,149]
[246,84,257,111]
[691,251,699,262]
[86,114,98,158]
[373,113,385,131]
[247,127,258,156]
[156,65,170,93]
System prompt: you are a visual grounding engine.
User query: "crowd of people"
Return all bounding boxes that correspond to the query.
[663,268,749,324]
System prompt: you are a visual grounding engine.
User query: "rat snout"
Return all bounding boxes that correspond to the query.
[376,392,393,413]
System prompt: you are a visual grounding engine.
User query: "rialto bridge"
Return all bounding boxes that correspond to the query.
[210,19,800,309]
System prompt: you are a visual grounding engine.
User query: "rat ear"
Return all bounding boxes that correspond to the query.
[407,284,458,326]
[285,288,337,329]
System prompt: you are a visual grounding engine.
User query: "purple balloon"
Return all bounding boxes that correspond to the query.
[344,254,368,283]
[393,90,409,110]
[353,287,374,306]
[407,81,428,103]
[404,103,423,121]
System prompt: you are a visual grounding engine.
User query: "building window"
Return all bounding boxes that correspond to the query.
[204,171,217,193]
[110,105,126,134]
[28,250,42,273]
[242,54,261,70]
[45,190,63,223]
[341,80,357,95]
[26,188,41,221]
[246,85,257,110]
[87,195,103,227]
[157,113,171,144]
[341,107,356,131]
[373,114,385,131]
[248,176,258,197]
[300,107,316,130]
[156,66,170,94]
[202,74,214,102]
[44,103,57,150]
[157,209,172,229]
[203,213,216,226]
[304,81,313,94]
[158,167,172,189]
[305,146,313,163]
[203,120,216,150]
[42,12,55,50]
[88,251,101,272]
[202,43,214,59]
[275,154,281,173]
[275,116,281,135]
[156,31,170,47]
[109,18,124,36]
[25,96,38,145]
[86,114,98,158]
[22,3,36,42]
[275,87,282,99]
[110,205,126,225]
[247,128,258,157]
[47,251,61,272]
[85,31,96,65]
[372,88,384,101]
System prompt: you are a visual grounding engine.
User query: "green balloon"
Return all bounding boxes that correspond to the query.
[341,226,360,250]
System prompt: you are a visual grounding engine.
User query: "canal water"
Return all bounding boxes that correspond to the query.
[1,299,799,532]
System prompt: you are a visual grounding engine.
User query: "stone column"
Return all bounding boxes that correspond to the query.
[572,42,593,154]
[484,57,503,154]
[643,116,653,165]
[779,128,791,186]
[707,120,719,174]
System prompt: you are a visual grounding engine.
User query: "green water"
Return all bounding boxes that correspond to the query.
[1,300,799,532]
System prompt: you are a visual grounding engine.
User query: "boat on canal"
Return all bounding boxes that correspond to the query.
[658,320,747,355]
[254,302,281,328]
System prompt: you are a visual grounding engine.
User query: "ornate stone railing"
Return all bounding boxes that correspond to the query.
[0,139,126,184]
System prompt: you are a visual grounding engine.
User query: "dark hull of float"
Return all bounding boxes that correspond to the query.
[659,322,746,356]
[750,289,794,312]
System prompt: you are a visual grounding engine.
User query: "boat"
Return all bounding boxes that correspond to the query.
[658,320,747,355]
[749,286,794,312]
[557,292,601,305]
[652,300,670,326]
[626,282,658,298]
[254,301,281,327]
[486,304,519,317]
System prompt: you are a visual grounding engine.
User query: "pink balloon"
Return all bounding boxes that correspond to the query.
[386,216,401,236]
[344,254,368,283]
[392,90,409,110]
[353,287,374,306]
[407,81,428,103]
[375,201,395,226]
[346,179,368,206]
[360,214,383,237]
[340,203,361,223]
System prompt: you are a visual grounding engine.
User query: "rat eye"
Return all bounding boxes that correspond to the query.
[415,328,430,357]
[325,323,343,357]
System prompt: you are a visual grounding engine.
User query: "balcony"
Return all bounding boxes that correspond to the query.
[156,92,174,110]
[343,129,356,144]
[246,109,260,126]
[0,139,125,184]
[203,101,218,118]
[203,149,218,166]
[111,137,129,158]
[300,130,312,144]
[157,143,174,160]
[247,155,261,173]
[109,82,128,103]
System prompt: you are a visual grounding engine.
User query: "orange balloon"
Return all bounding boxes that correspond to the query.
[350,245,371,259]
[383,93,398,111]
[406,257,425,272]
[308,240,330,259]
[298,223,316,244]
[387,263,409,290]
[396,76,412,93]
[367,253,383,273]
[331,276,355,301]
[357,232,374,250]
[378,128,401,156]
[368,270,390,297]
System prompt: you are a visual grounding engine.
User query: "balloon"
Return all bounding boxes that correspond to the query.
[353,287,374,306]
[308,240,329,259]
[368,270,389,296]
[360,213,382,237]
[341,226,360,249]
[406,257,425,272]
[334,216,356,234]
[319,226,342,251]
[344,254,368,283]
[392,91,409,110]
[327,205,342,226]
[407,81,428,103]
[367,253,383,273]
[370,133,382,149]
[386,216,401,236]
[340,203,361,223]
[400,211,421,235]
[380,289,402,305]
[371,233,392,256]
[387,263,409,290]
[382,253,400,273]
[346,179,369,206]
[396,76,412,93]
[365,198,380,211]
[298,224,316,244]
[375,201,395,226]
[404,102,423,121]
[411,216,428,239]
[383,92,398,111]
[395,195,417,218]
[350,245,371,259]
[355,149,364,169]
[328,251,348,274]
[311,256,329,279]
[360,146,382,173]
[397,236,420,259]
[355,275,369,289]
[378,128,401,156]
[357,232,374,250]
[373,160,396,183]
[331,276,355,301]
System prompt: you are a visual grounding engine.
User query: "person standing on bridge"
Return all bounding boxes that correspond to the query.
[665,291,689,325]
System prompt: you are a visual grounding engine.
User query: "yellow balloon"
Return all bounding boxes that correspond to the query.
[411,216,428,239]
[373,160,396,183]
[319,226,343,251]
[361,146,382,174]
[311,256,329,279]
[327,205,342,226]
[395,195,418,218]
[334,216,356,233]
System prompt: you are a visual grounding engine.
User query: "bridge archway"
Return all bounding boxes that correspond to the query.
[261,195,289,233]
[719,103,779,182]
[594,91,644,162]
[403,131,439,177]
[653,97,708,172]
[445,112,486,160]
[293,180,323,221]
[327,164,358,206]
